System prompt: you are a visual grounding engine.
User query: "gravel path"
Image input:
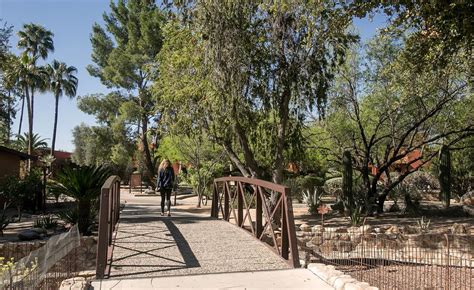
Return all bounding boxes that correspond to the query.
[107,197,290,279]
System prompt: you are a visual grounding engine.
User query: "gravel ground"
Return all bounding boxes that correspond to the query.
[108,192,290,279]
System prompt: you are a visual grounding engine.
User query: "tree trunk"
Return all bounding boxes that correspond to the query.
[17,95,25,138]
[6,91,11,143]
[24,86,33,171]
[222,141,251,177]
[272,86,291,184]
[141,115,155,184]
[77,199,91,234]
[51,93,59,157]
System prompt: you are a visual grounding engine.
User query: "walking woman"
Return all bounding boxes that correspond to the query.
[156,159,175,216]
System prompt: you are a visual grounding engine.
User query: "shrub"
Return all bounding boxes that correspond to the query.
[50,165,110,234]
[33,215,58,230]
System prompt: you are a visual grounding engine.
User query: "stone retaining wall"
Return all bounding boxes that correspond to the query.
[297,223,473,266]
[0,236,97,270]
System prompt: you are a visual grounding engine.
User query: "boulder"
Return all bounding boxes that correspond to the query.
[312,225,324,234]
[461,191,473,206]
[59,277,89,290]
[385,225,401,235]
[31,227,47,235]
[359,225,373,234]
[450,223,468,234]
[18,229,41,241]
[300,223,311,232]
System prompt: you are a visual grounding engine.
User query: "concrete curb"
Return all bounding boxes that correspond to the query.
[307,263,379,290]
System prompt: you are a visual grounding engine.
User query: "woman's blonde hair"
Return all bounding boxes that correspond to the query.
[159,159,171,171]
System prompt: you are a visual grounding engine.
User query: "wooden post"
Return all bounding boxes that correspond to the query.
[224,182,230,221]
[96,188,110,279]
[237,182,243,227]
[256,186,263,238]
[281,198,289,260]
[284,187,300,267]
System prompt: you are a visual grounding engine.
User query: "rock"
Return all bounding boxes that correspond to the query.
[463,205,474,216]
[336,227,348,233]
[347,227,359,235]
[359,225,373,234]
[144,189,156,194]
[385,225,401,235]
[310,236,324,246]
[76,270,95,278]
[31,227,47,235]
[300,223,311,232]
[18,230,41,241]
[59,277,89,290]
[461,191,473,206]
[312,225,324,234]
[336,240,353,252]
[451,223,468,234]
[403,225,419,234]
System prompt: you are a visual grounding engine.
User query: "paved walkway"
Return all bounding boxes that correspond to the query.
[91,192,332,289]
[105,192,290,279]
[91,268,333,289]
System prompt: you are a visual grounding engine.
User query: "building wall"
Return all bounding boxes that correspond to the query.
[0,153,21,179]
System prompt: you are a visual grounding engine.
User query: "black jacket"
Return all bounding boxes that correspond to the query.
[157,167,175,190]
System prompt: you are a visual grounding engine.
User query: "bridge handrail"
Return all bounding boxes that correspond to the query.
[211,176,300,267]
[96,175,121,279]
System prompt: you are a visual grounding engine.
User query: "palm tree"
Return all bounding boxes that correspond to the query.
[46,60,78,156]
[51,165,110,234]
[16,132,48,153]
[17,23,54,169]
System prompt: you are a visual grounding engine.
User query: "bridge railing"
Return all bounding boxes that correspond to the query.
[211,176,300,267]
[96,175,121,279]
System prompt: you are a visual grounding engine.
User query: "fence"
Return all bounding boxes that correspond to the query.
[305,230,473,290]
[212,176,299,267]
[0,225,81,289]
[95,175,121,279]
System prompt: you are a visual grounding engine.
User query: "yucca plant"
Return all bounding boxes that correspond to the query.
[50,165,110,234]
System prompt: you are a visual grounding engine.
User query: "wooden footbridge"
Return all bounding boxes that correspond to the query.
[91,176,332,289]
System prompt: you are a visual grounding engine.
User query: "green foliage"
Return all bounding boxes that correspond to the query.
[86,0,166,179]
[0,172,40,222]
[157,1,357,183]
[349,206,365,227]
[51,165,110,233]
[55,208,80,226]
[439,146,452,208]
[416,216,431,234]
[284,175,324,202]
[14,133,47,153]
[302,187,324,215]
[33,215,57,230]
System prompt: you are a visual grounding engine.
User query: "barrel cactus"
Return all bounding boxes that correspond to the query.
[439,145,451,208]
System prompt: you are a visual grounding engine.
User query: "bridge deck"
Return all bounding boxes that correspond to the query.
[105,192,290,279]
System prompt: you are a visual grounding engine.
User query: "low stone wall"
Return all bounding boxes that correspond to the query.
[297,224,473,267]
[0,236,97,270]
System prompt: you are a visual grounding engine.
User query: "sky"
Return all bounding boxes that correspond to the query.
[0,0,388,152]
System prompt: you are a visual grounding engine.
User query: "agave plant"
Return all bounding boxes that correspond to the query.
[302,187,324,215]
[51,165,110,234]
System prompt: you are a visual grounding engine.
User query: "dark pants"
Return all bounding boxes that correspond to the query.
[160,188,172,213]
